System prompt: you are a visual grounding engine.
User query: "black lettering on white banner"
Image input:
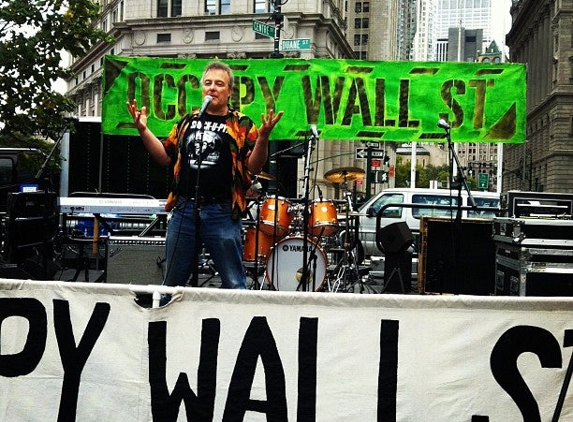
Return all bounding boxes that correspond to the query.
[0,298,47,377]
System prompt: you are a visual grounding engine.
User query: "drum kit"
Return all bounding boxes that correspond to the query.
[242,166,367,293]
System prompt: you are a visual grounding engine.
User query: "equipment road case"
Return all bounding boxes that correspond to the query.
[493,217,573,296]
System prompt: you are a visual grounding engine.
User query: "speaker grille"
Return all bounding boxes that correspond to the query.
[107,237,165,285]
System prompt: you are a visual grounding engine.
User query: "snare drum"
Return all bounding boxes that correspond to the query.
[259,196,293,236]
[308,200,339,237]
[243,227,275,263]
[265,236,327,292]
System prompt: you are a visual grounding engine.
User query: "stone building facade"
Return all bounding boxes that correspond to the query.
[66,0,404,199]
[505,0,573,192]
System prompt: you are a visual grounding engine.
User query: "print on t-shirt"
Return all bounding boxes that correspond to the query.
[185,120,228,169]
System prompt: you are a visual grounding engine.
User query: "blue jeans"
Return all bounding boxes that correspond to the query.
[163,199,247,289]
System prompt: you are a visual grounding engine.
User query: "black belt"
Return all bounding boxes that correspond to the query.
[187,194,230,205]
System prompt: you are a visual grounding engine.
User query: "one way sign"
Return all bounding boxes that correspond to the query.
[355,148,386,159]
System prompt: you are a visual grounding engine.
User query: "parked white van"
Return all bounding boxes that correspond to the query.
[357,188,500,258]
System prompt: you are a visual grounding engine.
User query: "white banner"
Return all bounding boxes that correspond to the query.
[0,279,572,421]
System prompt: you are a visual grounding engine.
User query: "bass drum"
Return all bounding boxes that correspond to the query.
[265,236,327,292]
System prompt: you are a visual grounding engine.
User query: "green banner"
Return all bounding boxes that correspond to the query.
[102,55,526,143]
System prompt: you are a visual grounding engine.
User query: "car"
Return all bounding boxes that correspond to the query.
[356,187,500,258]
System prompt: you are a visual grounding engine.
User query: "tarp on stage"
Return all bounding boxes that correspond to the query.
[0,279,571,421]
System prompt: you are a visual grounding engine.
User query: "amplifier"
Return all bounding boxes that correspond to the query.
[107,236,165,285]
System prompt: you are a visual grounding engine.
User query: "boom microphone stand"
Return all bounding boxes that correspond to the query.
[299,126,318,291]
[438,119,476,219]
[438,119,476,294]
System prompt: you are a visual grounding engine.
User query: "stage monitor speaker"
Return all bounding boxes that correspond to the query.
[107,237,165,285]
[377,222,414,253]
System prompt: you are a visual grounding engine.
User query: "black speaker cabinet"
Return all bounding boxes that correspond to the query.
[4,192,58,265]
[107,237,165,285]
[419,217,495,296]
[377,221,414,253]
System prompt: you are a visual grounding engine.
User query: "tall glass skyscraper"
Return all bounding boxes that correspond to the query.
[435,0,492,61]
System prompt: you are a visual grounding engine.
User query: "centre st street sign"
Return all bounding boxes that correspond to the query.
[252,20,275,38]
[281,38,311,51]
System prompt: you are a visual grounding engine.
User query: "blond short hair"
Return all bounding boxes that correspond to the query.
[201,61,234,90]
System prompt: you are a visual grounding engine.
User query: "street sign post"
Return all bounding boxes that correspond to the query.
[281,38,311,51]
[478,173,489,190]
[356,148,385,159]
[252,20,275,38]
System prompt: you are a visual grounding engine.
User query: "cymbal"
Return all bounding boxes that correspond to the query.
[256,171,276,181]
[324,167,366,184]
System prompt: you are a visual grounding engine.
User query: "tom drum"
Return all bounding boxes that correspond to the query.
[259,196,293,237]
[308,200,339,237]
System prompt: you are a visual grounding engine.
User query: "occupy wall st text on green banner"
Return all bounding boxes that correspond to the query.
[102,55,526,143]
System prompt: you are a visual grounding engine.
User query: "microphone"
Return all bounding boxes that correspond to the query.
[310,124,319,139]
[437,119,451,130]
[197,95,213,118]
[317,185,323,201]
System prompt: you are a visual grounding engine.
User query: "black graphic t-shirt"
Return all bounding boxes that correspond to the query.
[178,113,233,199]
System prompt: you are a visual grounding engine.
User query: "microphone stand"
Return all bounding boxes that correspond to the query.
[440,122,475,294]
[299,131,316,291]
[441,123,476,223]
[191,119,207,287]
[269,142,304,159]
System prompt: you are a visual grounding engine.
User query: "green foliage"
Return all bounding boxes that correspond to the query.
[0,0,113,140]
[395,156,450,188]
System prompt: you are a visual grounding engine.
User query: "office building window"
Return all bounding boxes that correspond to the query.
[254,0,268,13]
[157,33,171,43]
[206,31,220,41]
[158,0,168,17]
[158,0,181,17]
[205,0,216,15]
[172,0,181,16]
[220,0,230,14]
[355,2,369,13]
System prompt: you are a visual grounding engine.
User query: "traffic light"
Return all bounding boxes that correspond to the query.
[376,171,388,183]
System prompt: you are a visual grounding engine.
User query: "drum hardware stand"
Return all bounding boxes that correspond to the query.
[295,226,323,291]
[264,192,287,291]
[322,168,367,293]
[329,192,362,292]
[250,192,264,290]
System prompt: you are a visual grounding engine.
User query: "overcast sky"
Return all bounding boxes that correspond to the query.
[491,0,512,51]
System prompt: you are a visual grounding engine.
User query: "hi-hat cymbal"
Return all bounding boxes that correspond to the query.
[257,171,276,181]
[324,167,366,184]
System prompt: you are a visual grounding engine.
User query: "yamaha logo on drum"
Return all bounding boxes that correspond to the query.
[282,243,312,252]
